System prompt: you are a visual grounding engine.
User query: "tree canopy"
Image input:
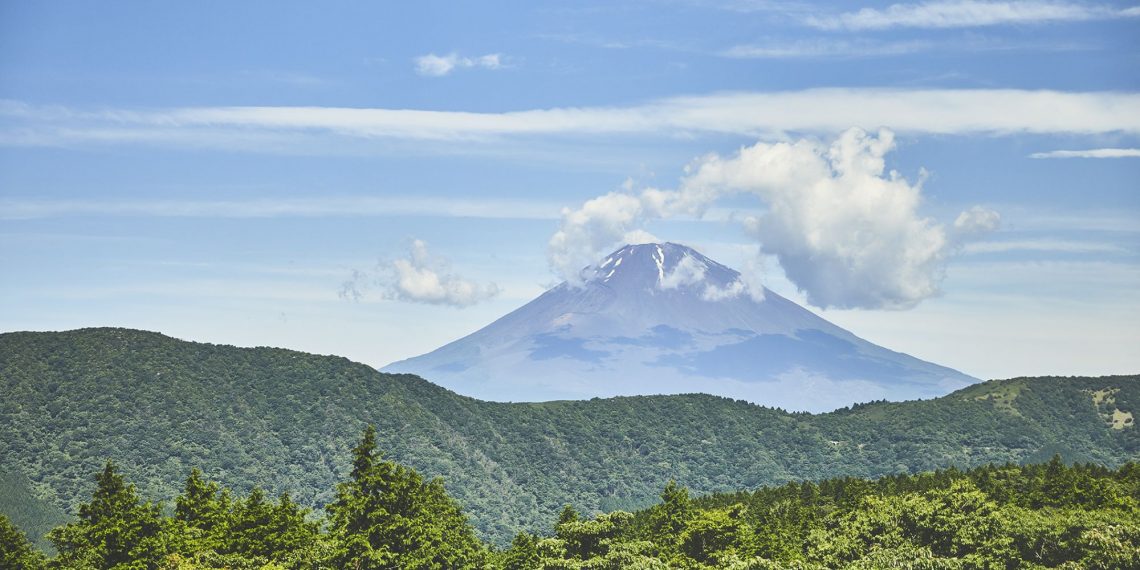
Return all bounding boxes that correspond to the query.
[7,441,1139,569]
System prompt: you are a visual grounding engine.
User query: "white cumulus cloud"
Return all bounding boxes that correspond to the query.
[953,206,1002,237]
[548,128,999,310]
[692,129,951,309]
[548,192,656,283]
[340,240,499,307]
[414,53,504,77]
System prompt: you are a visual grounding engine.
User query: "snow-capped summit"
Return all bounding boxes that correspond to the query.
[588,242,740,293]
[383,243,977,412]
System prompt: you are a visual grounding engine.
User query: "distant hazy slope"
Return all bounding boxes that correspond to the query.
[1,328,1136,544]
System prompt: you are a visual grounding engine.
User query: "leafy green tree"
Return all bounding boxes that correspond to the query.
[325,425,486,569]
[0,513,47,570]
[679,505,749,566]
[842,545,964,570]
[917,479,1011,564]
[49,460,171,569]
[1072,518,1140,570]
[556,511,631,560]
[540,510,661,569]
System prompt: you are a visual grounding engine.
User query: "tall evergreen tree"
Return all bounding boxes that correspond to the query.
[326,425,486,569]
[172,468,227,555]
[499,532,540,570]
[652,480,691,537]
[226,488,321,563]
[174,469,225,531]
[49,460,170,569]
[227,487,274,558]
[557,504,580,526]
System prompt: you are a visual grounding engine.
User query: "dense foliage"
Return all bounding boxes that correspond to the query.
[1,428,490,568]
[6,442,1139,569]
[1,328,1137,546]
[491,459,1137,568]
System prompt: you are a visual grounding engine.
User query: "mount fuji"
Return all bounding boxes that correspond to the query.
[383,243,978,412]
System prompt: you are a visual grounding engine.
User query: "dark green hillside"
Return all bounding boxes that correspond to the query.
[0,470,67,551]
[1,328,1136,544]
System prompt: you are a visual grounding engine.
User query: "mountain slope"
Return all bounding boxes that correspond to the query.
[1,328,1137,545]
[385,243,977,411]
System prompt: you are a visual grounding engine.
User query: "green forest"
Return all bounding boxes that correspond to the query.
[3,426,1138,569]
[1,328,1138,567]
[2,329,1137,549]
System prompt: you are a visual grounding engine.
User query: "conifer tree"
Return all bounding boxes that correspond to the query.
[326,425,486,569]
[499,532,540,570]
[227,488,321,562]
[652,480,691,537]
[557,504,580,526]
[49,460,170,569]
[174,469,224,531]
[173,468,227,554]
[227,487,274,557]
[646,479,692,561]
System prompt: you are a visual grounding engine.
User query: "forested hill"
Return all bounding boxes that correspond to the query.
[1,328,1137,545]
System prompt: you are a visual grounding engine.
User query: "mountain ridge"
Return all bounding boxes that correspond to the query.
[1,327,1137,545]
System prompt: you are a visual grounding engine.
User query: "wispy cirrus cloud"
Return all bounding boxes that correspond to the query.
[535,32,688,52]
[414,52,504,77]
[720,38,931,58]
[0,195,562,221]
[1029,148,1140,158]
[962,239,1130,254]
[806,0,1140,31]
[2,89,1139,153]
[997,209,1140,233]
[720,35,1095,59]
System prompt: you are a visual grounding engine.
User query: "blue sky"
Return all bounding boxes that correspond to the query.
[1,0,1138,381]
